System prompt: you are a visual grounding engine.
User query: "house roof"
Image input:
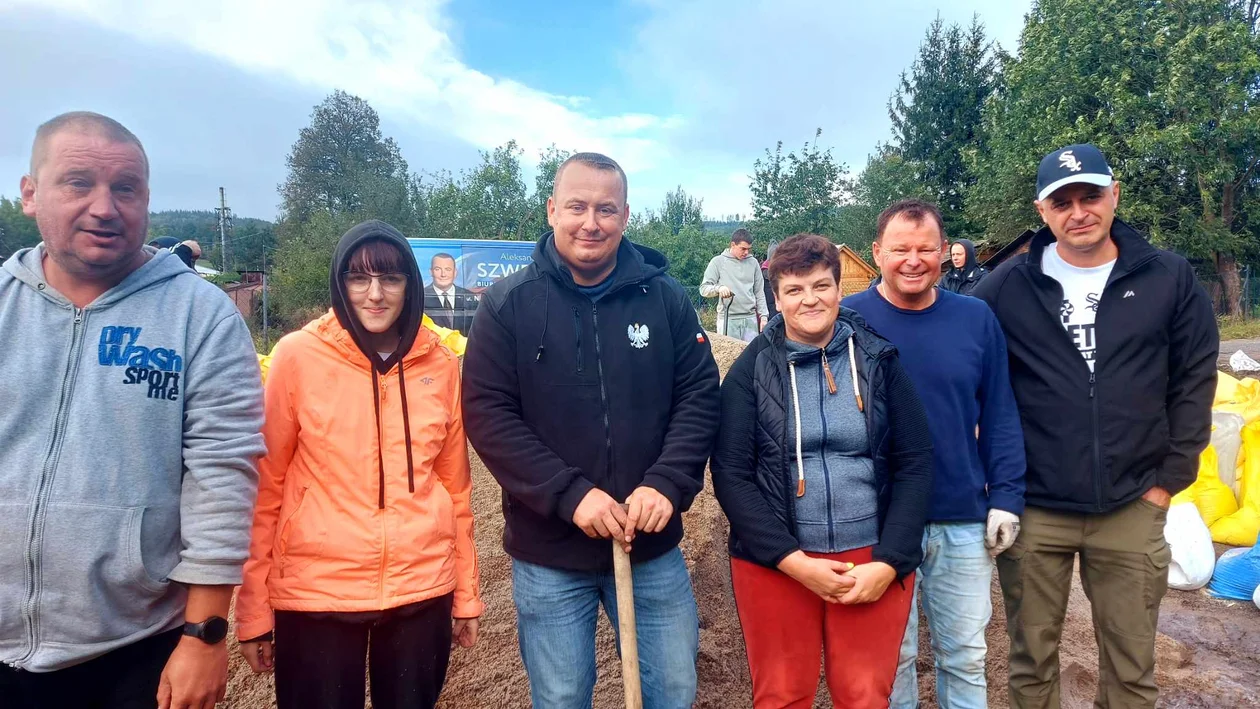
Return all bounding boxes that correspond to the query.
[837,244,878,278]
[980,229,1037,271]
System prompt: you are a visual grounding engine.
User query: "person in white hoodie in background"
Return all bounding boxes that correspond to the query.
[0,112,265,709]
[701,228,769,342]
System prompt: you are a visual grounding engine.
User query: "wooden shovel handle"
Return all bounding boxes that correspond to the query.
[612,541,642,709]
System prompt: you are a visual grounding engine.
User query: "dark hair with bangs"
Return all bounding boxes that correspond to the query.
[346,238,409,275]
[767,233,842,294]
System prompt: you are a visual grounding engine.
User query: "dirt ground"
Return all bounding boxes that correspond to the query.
[223,333,1260,708]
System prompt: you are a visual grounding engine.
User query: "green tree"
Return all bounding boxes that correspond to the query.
[269,211,348,328]
[748,129,851,242]
[888,15,1000,237]
[660,185,705,236]
[835,149,934,255]
[626,188,724,287]
[417,141,534,240]
[0,196,40,259]
[969,0,1260,313]
[280,90,416,229]
[522,144,572,238]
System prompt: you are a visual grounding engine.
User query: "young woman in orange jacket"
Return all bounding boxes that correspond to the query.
[235,220,482,709]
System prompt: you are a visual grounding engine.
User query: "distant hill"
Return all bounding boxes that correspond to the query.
[703,221,745,237]
[149,210,275,271]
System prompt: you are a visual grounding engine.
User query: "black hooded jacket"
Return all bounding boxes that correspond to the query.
[973,220,1217,513]
[941,238,987,296]
[329,220,428,507]
[461,233,721,571]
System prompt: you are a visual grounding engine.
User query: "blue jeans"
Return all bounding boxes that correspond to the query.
[512,547,699,709]
[890,522,993,709]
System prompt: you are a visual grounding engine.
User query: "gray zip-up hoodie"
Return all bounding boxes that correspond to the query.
[700,249,769,320]
[0,246,265,672]
[784,323,880,553]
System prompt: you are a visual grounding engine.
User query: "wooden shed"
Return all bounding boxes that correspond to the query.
[980,229,1036,271]
[838,244,878,296]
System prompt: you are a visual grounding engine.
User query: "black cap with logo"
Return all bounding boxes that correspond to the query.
[1036,144,1114,202]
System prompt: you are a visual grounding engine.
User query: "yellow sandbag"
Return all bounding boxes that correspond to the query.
[258,352,271,384]
[1211,423,1260,546]
[1213,372,1260,424]
[1173,445,1239,528]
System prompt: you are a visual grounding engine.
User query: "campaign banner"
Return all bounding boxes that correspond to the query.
[407,237,536,335]
[408,238,535,293]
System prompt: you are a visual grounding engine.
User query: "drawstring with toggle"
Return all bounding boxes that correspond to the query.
[788,334,865,499]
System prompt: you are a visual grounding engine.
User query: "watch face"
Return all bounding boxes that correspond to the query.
[201,617,229,644]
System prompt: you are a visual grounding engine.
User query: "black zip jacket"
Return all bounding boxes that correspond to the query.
[973,220,1217,513]
[462,233,721,571]
[710,310,934,579]
[941,238,988,296]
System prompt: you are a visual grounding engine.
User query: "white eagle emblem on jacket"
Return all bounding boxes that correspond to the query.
[628,323,650,349]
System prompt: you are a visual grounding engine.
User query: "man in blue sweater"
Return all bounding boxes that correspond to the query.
[844,199,1025,709]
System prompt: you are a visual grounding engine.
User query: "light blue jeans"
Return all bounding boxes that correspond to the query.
[511,547,699,709]
[890,522,993,709]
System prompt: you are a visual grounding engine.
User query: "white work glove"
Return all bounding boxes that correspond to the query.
[985,509,1021,557]
[716,285,733,298]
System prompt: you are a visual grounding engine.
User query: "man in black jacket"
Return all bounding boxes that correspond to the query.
[940,238,987,295]
[422,252,478,333]
[462,152,720,708]
[974,144,1218,709]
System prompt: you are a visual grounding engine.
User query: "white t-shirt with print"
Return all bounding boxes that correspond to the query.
[1041,243,1115,372]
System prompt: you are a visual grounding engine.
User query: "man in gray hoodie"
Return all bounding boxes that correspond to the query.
[701,228,769,342]
[0,112,265,709]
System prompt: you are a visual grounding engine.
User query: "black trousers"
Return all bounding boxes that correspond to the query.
[273,593,454,709]
[0,628,181,709]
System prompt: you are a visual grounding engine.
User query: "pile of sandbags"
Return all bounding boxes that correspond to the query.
[1173,374,1260,548]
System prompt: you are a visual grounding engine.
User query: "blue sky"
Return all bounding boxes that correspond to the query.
[0,0,1030,222]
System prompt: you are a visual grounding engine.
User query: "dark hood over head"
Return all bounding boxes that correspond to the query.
[954,238,979,273]
[329,219,425,372]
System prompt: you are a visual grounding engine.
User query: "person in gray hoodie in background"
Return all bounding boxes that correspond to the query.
[0,112,265,709]
[940,238,988,296]
[701,228,769,341]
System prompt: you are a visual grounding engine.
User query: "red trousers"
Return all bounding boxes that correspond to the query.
[731,547,913,709]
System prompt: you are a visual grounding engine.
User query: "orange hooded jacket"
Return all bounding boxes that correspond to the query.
[236,311,482,640]
[237,218,481,641]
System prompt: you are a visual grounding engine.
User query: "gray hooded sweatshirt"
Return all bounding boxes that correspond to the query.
[0,246,265,672]
[700,249,769,320]
[785,322,880,553]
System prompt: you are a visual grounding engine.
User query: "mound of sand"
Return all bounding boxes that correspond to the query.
[222,332,1260,708]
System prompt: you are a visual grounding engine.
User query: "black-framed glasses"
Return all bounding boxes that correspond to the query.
[343,272,408,294]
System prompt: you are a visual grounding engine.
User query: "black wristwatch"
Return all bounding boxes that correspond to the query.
[183,616,229,645]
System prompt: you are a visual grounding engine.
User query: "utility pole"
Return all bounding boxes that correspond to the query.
[262,249,270,352]
[215,187,232,272]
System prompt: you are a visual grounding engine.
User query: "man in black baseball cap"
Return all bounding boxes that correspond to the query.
[973,144,1217,708]
[1035,143,1114,201]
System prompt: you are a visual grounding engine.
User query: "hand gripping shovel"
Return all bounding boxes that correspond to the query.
[612,540,642,709]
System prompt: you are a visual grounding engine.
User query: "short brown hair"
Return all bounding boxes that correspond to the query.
[30,111,149,179]
[767,233,841,293]
[553,152,627,203]
[731,228,752,246]
[875,199,944,242]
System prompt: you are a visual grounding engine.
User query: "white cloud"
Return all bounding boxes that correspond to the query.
[1,0,1032,219]
[1,0,682,175]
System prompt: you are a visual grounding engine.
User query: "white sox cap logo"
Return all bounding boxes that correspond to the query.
[1059,150,1084,172]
